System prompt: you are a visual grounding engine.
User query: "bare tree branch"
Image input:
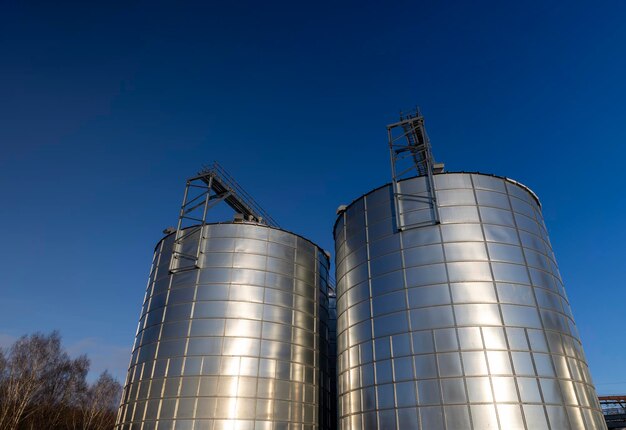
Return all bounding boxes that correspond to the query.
[0,332,121,430]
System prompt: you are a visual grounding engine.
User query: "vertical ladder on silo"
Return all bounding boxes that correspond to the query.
[168,175,217,274]
[387,110,442,230]
[168,163,279,274]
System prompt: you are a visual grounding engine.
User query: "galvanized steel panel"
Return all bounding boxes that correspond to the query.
[333,173,606,430]
[116,223,333,430]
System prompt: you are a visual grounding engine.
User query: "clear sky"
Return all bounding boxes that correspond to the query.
[1,1,625,392]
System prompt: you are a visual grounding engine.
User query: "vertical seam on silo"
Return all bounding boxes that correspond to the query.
[469,174,518,430]
[398,195,419,430]
[440,178,474,430]
[159,238,180,424]
[340,208,347,429]
[184,225,204,426]
[504,182,558,430]
[363,195,378,427]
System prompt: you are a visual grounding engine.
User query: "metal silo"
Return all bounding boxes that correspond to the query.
[333,111,606,430]
[116,164,333,430]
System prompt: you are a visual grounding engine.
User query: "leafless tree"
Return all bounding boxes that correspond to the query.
[33,354,89,429]
[80,371,121,430]
[0,331,70,429]
[0,350,6,383]
[0,331,121,430]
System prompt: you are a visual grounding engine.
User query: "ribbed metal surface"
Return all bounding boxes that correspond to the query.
[334,173,606,430]
[116,222,332,430]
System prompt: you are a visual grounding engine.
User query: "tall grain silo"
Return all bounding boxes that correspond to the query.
[116,163,334,430]
[333,111,606,430]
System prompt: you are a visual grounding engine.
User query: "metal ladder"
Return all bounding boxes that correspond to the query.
[387,110,443,231]
[168,162,278,274]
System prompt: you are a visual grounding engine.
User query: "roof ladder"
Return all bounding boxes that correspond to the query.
[169,162,278,274]
[387,109,443,231]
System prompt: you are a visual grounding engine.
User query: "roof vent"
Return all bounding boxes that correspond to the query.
[336,205,348,215]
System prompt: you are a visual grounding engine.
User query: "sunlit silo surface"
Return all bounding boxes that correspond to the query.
[334,172,606,430]
[115,221,333,430]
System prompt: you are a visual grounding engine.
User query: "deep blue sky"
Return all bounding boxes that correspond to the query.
[1,1,625,392]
